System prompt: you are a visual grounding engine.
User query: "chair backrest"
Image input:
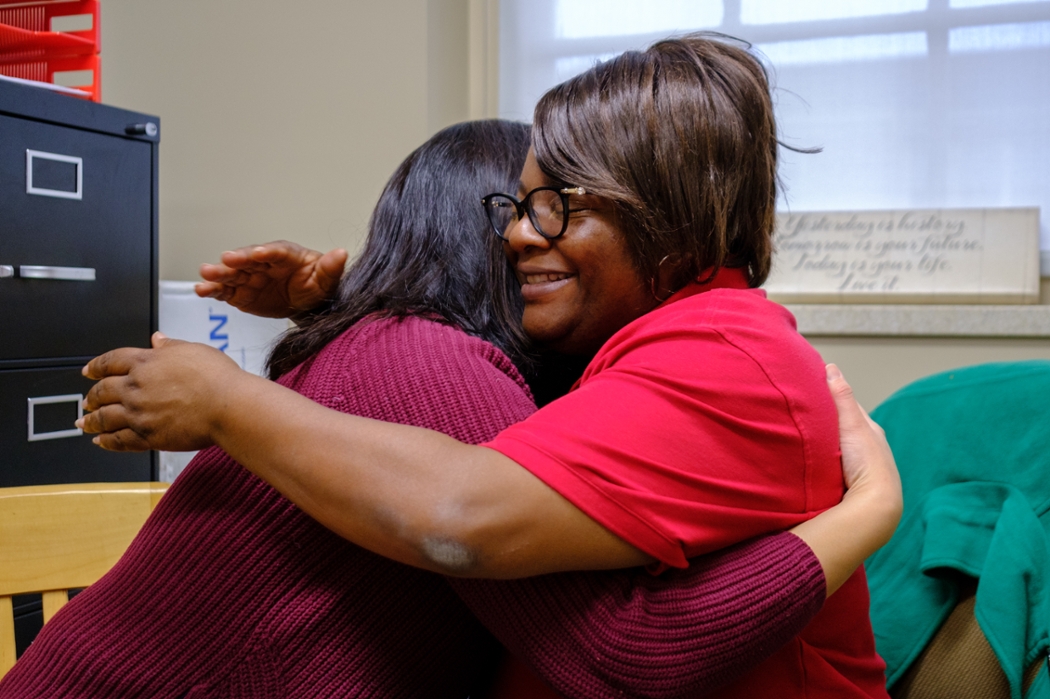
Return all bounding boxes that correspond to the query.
[0,482,168,678]
[891,579,1043,699]
[868,361,1050,697]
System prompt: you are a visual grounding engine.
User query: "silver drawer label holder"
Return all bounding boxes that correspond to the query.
[18,265,95,281]
[27,394,84,442]
[0,266,96,281]
[26,149,83,200]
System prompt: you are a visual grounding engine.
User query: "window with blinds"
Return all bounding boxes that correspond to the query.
[499,0,1050,250]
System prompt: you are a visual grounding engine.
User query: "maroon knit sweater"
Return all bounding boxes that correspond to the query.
[0,316,824,699]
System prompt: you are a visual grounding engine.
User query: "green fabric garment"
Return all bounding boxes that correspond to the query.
[867,360,1050,699]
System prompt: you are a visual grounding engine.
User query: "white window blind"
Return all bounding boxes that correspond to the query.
[499,0,1050,250]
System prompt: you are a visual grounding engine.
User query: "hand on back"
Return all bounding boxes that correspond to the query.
[195,241,347,318]
[825,364,900,504]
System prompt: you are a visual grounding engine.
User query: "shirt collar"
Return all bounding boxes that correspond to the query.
[657,266,751,309]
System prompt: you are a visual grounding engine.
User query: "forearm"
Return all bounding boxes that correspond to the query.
[206,371,514,573]
[789,480,902,594]
[449,532,825,699]
[205,371,648,578]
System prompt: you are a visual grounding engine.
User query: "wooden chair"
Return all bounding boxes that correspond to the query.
[0,482,169,679]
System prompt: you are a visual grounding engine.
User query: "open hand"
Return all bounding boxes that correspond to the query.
[826,364,900,502]
[787,365,903,594]
[196,241,347,318]
[78,333,247,452]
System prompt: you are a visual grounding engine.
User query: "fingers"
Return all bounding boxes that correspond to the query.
[198,264,236,284]
[198,264,254,285]
[196,275,266,308]
[826,363,900,497]
[83,348,148,381]
[78,400,130,433]
[246,242,301,262]
[197,241,337,318]
[82,375,132,413]
[200,245,305,286]
[78,395,151,451]
[316,248,348,294]
[826,364,885,436]
[194,280,223,298]
[93,429,152,452]
[201,243,332,283]
[220,241,315,268]
[220,244,280,267]
[826,363,866,432]
[200,243,328,288]
[826,363,883,433]
[195,280,244,303]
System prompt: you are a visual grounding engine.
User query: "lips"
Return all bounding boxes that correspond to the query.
[525,272,572,284]
[518,270,575,301]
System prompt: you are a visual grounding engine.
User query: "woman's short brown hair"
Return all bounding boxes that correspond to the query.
[532,33,778,290]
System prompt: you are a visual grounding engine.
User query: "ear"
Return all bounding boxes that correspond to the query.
[652,253,689,300]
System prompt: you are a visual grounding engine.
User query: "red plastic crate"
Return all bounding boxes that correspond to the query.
[0,0,100,101]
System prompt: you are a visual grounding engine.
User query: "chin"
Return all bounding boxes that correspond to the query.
[531,330,591,356]
[523,320,569,351]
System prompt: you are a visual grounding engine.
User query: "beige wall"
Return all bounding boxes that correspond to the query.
[101,0,482,281]
[809,335,1050,412]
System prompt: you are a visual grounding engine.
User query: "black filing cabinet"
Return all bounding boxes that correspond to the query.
[0,80,159,487]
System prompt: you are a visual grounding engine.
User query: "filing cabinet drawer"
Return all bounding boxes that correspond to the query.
[0,365,150,487]
[0,114,152,361]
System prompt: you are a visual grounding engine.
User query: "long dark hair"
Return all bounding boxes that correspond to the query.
[532,33,779,291]
[266,120,532,380]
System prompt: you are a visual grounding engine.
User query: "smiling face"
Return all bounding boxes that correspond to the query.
[502,150,659,356]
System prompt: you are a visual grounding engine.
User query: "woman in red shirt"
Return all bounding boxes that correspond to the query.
[79,34,900,697]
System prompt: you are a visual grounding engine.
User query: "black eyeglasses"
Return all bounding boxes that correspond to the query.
[481,186,587,240]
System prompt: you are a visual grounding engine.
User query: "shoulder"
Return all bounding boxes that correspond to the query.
[282,315,536,443]
[586,289,810,384]
[352,316,524,372]
[623,287,796,346]
[600,287,833,420]
[581,289,841,501]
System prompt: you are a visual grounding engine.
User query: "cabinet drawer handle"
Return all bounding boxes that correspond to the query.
[19,265,96,281]
[0,265,12,278]
[27,394,84,442]
[26,149,83,200]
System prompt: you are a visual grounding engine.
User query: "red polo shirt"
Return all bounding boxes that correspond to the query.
[485,267,888,698]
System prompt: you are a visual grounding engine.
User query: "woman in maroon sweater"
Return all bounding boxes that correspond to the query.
[30,78,894,692]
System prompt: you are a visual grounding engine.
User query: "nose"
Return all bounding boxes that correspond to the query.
[503,212,552,255]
